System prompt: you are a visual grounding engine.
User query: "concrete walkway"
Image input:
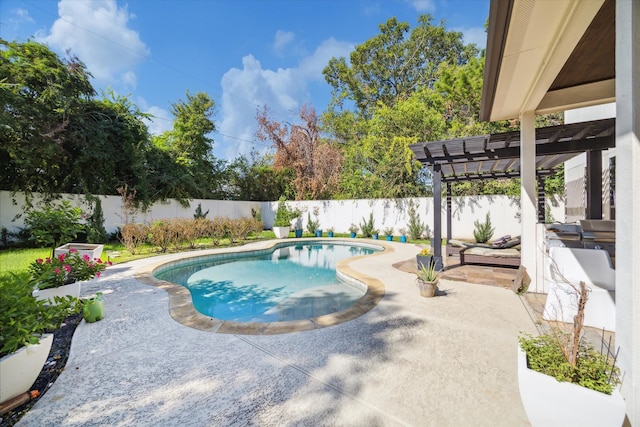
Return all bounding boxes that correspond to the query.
[17,240,537,426]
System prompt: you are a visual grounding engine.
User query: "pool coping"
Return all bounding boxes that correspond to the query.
[134,238,391,335]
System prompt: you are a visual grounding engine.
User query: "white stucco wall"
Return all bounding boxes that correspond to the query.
[1,191,564,242]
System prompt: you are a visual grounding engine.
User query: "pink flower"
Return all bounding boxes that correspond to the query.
[36,258,44,264]
[64,264,72,272]
[45,258,51,263]
[96,259,103,264]
[54,268,61,274]
[83,255,90,261]
[69,248,78,253]
[96,271,101,277]
[58,253,66,262]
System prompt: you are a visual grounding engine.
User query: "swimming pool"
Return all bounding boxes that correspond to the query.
[153,242,382,323]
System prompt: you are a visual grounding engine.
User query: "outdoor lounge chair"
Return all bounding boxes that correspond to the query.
[448,237,521,267]
[543,247,615,331]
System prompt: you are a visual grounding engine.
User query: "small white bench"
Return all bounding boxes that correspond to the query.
[543,247,615,331]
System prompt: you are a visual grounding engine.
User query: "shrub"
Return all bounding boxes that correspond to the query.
[306,212,320,234]
[407,200,425,240]
[359,212,375,238]
[148,220,178,252]
[120,223,149,254]
[473,212,495,243]
[29,250,110,290]
[0,272,80,357]
[208,217,229,246]
[86,197,107,244]
[519,332,620,395]
[273,198,300,227]
[24,201,84,255]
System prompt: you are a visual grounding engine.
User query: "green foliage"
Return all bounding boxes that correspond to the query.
[29,250,109,290]
[407,200,425,240]
[24,201,84,254]
[359,213,376,238]
[0,272,80,357]
[306,212,320,234]
[519,333,620,395]
[194,203,209,219]
[384,227,394,237]
[86,196,107,243]
[417,263,441,283]
[323,15,476,116]
[473,212,495,243]
[273,199,300,227]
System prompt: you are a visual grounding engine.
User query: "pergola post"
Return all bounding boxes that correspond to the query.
[585,149,603,219]
[520,111,539,291]
[432,164,443,270]
[536,173,546,223]
[616,0,640,420]
[446,182,452,241]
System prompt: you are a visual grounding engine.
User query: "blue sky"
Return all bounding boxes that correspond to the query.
[0,0,489,160]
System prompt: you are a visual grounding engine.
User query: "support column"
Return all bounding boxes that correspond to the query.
[432,164,443,271]
[446,182,452,241]
[586,150,603,219]
[520,111,539,291]
[616,0,640,422]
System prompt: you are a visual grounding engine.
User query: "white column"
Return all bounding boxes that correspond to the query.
[520,111,539,291]
[616,0,640,422]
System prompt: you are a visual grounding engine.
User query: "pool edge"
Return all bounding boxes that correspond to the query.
[133,238,391,335]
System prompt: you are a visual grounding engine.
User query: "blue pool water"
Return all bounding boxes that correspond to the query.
[154,243,380,322]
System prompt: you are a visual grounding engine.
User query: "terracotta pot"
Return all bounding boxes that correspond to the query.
[417,278,437,297]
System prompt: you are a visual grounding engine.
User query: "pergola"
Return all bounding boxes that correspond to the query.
[409,117,616,267]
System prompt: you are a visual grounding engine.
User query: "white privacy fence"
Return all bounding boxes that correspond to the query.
[0,191,564,241]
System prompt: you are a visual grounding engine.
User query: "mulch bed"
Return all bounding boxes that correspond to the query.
[1,313,82,427]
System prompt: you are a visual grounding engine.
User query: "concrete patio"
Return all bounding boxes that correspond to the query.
[17,240,537,426]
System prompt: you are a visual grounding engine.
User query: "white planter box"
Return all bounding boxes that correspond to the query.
[273,226,290,239]
[33,281,81,302]
[54,243,104,260]
[517,345,625,427]
[0,334,53,403]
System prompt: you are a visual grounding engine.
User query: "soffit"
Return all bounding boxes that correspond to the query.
[481,0,610,122]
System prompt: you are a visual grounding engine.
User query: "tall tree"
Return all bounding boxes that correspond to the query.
[256,105,342,200]
[0,38,95,200]
[323,15,477,117]
[227,150,294,201]
[153,91,225,199]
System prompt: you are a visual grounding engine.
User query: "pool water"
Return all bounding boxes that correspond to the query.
[154,243,379,322]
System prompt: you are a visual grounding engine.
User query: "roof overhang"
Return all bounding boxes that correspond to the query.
[481,0,615,122]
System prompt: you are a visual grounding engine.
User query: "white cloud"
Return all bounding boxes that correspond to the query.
[405,0,435,13]
[273,30,295,56]
[143,106,173,136]
[37,0,149,89]
[218,37,354,160]
[453,26,487,50]
[14,7,35,23]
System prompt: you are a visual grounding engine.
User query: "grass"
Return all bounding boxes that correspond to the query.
[0,231,436,278]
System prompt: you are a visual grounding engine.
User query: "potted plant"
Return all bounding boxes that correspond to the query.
[518,279,625,426]
[0,273,79,404]
[399,228,408,243]
[273,199,298,239]
[371,228,379,240]
[349,224,358,238]
[29,249,110,302]
[293,217,303,238]
[306,207,322,237]
[416,248,433,270]
[384,227,394,241]
[416,263,441,297]
[327,227,334,238]
[359,213,376,238]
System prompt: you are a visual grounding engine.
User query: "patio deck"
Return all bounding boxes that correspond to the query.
[16,240,538,427]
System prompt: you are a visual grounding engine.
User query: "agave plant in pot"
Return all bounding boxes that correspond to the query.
[517,278,624,426]
[29,249,110,302]
[415,262,441,298]
[0,273,80,404]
